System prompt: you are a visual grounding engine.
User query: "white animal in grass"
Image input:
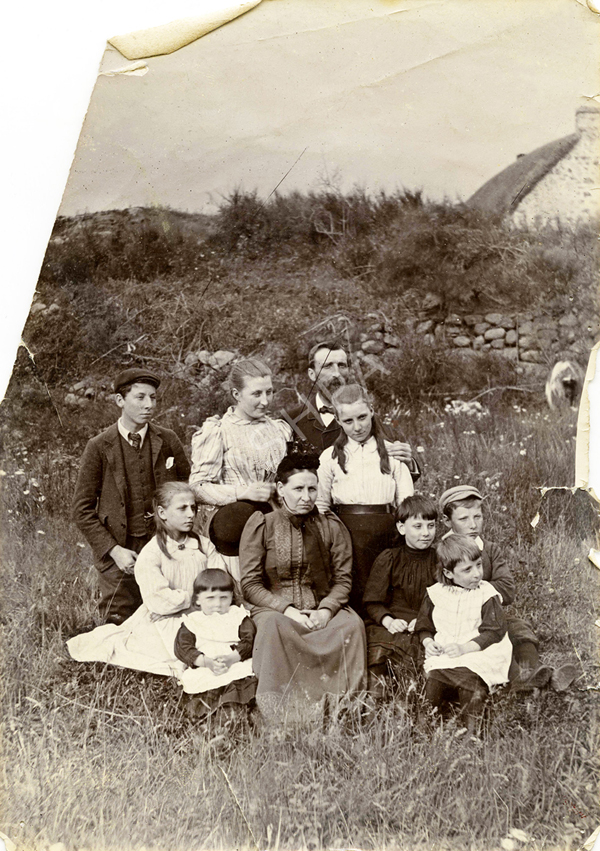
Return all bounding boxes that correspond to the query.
[545,361,583,410]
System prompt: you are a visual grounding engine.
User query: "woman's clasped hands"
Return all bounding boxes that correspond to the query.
[382,615,417,635]
[284,606,332,631]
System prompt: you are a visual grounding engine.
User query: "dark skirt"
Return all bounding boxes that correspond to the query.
[366,624,423,673]
[252,608,367,702]
[427,666,489,695]
[334,508,396,614]
[185,675,257,719]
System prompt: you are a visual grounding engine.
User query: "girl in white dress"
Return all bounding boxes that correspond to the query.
[316,384,413,614]
[415,535,512,731]
[67,482,229,678]
[174,568,257,716]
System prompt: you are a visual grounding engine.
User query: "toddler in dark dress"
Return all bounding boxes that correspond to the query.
[363,495,439,688]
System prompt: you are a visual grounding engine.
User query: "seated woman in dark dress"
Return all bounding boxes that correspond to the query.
[239,453,367,715]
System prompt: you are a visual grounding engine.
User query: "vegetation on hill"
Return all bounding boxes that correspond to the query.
[2,190,598,455]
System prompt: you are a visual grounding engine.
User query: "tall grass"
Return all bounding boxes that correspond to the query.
[1,403,598,851]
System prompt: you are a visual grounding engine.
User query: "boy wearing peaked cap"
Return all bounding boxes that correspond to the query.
[73,368,190,625]
[440,485,578,693]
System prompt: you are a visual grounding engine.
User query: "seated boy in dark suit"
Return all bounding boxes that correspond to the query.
[73,368,190,624]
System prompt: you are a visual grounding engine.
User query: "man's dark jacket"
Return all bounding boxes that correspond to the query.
[72,422,190,563]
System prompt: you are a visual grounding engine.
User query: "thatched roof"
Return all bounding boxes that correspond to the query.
[466,133,578,216]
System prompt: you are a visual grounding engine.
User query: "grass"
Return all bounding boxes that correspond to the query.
[1,401,599,851]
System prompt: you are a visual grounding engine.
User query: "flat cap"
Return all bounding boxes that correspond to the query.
[113,368,160,395]
[439,485,484,513]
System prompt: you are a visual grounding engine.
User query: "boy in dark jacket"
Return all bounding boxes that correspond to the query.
[73,368,190,624]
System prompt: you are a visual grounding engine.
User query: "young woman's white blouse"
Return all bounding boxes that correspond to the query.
[316,437,414,512]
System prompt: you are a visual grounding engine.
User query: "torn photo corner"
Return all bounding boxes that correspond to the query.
[3,0,600,848]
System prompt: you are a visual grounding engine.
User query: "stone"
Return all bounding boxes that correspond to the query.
[367,322,384,333]
[446,313,462,325]
[423,334,435,346]
[500,347,518,360]
[453,336,471,348]
[567,330,576,342]
[30,302,46,315]
[416,320,434,334]
[520,350,543,363]
[434,324,445,339]
[73,380,87,392]
[484,312,503,325]
[383,333,402,348]
[472,335,485,350]
[482,343,491,352]
[518,335,533,350]
[505,329,518,346]
[484,327,505,341]
[47,303,61,314]
[370,331,384,340]
[64,393,79,406]
[210,350,236,369]
[490,338,505,349]
[498,316,516,329]
[518,322,535,336]
[197,350,212,365]
[534,318,555,331]
[463,314,483,327]
[184,352,199,366]
[474,322,490,336]
[84,387,95,398]
[559,313,578,328]
[422,292,443,311]
[361,339,385,355]
[445,325,462,337]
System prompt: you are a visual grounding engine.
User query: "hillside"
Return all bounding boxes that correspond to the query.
[1,190,598,456]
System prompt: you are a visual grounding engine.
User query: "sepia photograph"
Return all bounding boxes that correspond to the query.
[2,1,600,849]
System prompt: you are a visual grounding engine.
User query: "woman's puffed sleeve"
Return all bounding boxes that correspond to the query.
[390,457,414,509]
[134,539,192,615]
[316,448,335,514]
[317,512,352,615]
[189,416,239,506]
[239,513,288,613]
[273,417,293,444]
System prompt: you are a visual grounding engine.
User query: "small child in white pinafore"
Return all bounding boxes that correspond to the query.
[415,535,511,729]
[174,568,257,715]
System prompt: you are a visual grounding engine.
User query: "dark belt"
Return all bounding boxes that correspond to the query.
[333,504,393,515]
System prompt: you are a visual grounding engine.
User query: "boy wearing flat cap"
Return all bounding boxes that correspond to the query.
[440,484,578,692]
[73,368,190,624]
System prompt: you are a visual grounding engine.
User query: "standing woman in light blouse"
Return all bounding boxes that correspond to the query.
[316,384,414,615]
[189,359,292,578]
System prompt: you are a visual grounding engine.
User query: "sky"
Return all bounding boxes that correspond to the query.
[59,0,600,216]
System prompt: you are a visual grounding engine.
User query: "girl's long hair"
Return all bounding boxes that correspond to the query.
[153,481,201,560]
[331,384,391,475]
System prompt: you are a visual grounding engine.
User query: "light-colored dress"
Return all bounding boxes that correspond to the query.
[423,581,512,691]
[67,535,227,678]
[179,606,254,694]
[189,407,292,506]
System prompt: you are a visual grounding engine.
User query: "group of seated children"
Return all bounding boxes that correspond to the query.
[135,482,578,729]
[364,484,579,729]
